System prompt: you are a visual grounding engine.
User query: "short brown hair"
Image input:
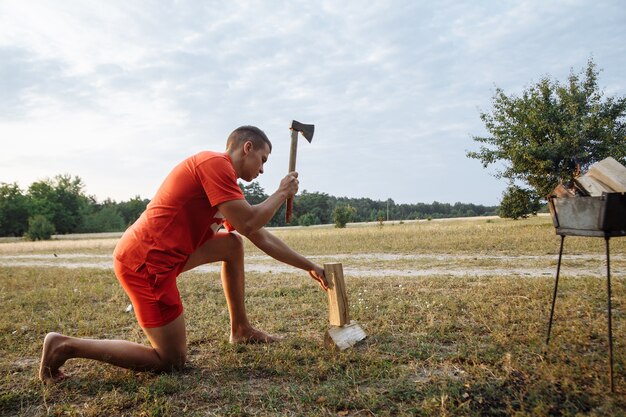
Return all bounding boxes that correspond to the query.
[226,126,272,152]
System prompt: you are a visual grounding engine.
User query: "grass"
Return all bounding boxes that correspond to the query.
[1,216,625,416]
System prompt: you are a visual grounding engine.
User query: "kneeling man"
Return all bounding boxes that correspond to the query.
[39,125,328,383]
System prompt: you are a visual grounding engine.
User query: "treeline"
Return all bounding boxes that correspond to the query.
[241,182,498,227]
[0,175,149,239]
[0,175,498,239]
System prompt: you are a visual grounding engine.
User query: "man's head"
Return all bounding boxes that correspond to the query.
[226,126,272,153]
[226,126,272,182]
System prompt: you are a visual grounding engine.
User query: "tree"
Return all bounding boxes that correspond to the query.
[332,204,356,228]
[28,175,88,234]
[468,59,626,199]
[0,183,29,236]
[238,181,268,205]
[294,191,332,225]
[117,195,149,226]
[80,205,126,232]
[298,212,319,226]
[25,214,56,241]
[498,185,541,219]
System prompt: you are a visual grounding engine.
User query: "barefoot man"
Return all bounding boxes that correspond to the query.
[39,125,328,383]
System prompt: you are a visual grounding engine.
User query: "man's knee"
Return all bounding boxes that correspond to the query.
[224,232,244,256]
[227,232,243,247]
[184,232,245,271]
[157,349,187,372]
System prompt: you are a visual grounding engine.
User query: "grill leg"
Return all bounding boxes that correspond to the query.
[547,235,565,345]
[605,237,614,393]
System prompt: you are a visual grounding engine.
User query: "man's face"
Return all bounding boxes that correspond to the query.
[242,141,270,182]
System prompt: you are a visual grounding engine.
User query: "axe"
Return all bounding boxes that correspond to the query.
[285,120,314,223]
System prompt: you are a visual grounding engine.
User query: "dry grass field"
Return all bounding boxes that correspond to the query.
[1,216,625,416]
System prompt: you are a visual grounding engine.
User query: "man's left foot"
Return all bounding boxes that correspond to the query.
[39,332,70,384]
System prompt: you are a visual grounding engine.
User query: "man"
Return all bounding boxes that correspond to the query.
[39,125,328,383]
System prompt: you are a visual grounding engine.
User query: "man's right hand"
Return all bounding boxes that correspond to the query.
[280,171,299,198]
[219,172,299,236]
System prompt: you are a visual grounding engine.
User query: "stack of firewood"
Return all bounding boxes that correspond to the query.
[552,157,626,198]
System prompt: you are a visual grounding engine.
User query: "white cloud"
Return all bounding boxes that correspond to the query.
[1,2,141,74]
[1,0,624,205]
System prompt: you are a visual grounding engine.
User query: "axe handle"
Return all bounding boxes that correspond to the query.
[285,129,299,223]
[286,198,294,224]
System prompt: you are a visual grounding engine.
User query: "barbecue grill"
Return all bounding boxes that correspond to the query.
[547,192,626,392]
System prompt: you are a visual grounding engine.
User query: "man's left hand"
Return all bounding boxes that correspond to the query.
[309,266,328,291]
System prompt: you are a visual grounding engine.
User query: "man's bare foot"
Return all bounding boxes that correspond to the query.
[230,327,282,344]
[39,332,70,383]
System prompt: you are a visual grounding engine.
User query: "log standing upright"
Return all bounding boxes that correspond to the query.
[324,263,367,351]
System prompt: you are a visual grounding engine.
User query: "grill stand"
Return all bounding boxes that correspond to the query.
[545,234,616,392]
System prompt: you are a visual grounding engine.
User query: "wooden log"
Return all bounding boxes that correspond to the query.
[587,157,626,192]
[574,174,614,196]
[324,263,349,326]
[323,263,368,350]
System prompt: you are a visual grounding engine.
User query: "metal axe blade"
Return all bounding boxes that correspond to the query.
[290,120,314,142]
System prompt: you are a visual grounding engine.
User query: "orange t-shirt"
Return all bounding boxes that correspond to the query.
[113,151,245,274]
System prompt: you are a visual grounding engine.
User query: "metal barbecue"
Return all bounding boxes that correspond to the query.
[546,192,626,392]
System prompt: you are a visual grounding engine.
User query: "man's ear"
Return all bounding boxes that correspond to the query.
[243,140,253,155]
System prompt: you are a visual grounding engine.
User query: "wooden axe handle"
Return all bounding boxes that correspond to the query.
[286,198,294,223]
[285,129,299,223]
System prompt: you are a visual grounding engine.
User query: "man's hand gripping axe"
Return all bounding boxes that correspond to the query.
[286,120,314,223]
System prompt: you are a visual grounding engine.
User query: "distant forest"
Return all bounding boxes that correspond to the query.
[0,175,498,237]
[240,182,498,227]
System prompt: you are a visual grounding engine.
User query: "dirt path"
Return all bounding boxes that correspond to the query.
[1,252,624,278]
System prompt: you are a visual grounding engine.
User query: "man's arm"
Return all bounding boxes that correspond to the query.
[246,228,328,290]
[218,172,298,236]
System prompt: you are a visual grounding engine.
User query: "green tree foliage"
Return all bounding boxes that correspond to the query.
[117,195,149,226]
[79,200,126,232]
[332,198,496,222]
[28,174,89,234]
[332,204,356,228]
[468,59,626,198]
[294,191,332,225]
[0,183,30,236]
[237,182,497,227]
[25,214,56,241]
[0,175,150,237]
[498,185,541,220]
[298,213,319,226]
[238,181,268,205]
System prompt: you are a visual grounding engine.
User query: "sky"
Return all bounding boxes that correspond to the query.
[1,0,624,206]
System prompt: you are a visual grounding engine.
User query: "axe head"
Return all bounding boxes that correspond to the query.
[290,120,314,142]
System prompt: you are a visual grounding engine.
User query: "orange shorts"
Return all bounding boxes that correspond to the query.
[113,259,185,328]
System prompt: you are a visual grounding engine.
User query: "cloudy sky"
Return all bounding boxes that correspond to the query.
[1,0,624,205]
